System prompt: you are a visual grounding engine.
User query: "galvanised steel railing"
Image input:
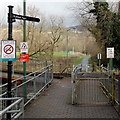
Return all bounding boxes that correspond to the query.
[100,66,120,112]
[0,97,24,119]
[0,64,53,106]
[71,64,120,112]
[71,64,82,104]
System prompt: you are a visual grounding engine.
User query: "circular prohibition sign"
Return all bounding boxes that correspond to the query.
[4,45,14,54]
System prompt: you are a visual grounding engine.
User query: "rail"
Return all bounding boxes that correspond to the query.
[71,64,82,104]
[71,63,120,113]
[0,97,24,119]
[100,66,120,112]
[0,64,53,106]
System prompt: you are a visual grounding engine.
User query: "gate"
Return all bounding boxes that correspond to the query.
[71,64,115,105]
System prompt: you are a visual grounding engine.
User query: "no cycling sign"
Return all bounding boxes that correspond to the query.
[1,40,16,61]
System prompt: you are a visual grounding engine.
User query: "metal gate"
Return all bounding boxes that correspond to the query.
[75,77,110,105]
[71,65,114,105]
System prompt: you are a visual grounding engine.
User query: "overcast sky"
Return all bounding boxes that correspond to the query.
[0,0,80,27]
[1,0,119,27]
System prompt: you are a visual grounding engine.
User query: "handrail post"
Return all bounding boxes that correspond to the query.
[14,81,18,97]
[45,67,47,85]
[118,75,120,112]
[112,73,116,105]
[20,98,24,118]
[72,72,77,105]
[51,64,53,81]
[33,73,36,94]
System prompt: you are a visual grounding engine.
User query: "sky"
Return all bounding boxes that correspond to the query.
[0,0,80,27]
[1,0,119,27]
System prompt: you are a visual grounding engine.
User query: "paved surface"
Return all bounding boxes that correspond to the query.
[24,78,120,118]
[81,56,91,72]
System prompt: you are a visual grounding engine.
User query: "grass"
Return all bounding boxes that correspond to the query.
[53,52,66,57]
[74,56,85,65]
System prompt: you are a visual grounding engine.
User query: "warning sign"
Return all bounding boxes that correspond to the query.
[20,42,28,53]
[19,54,29,62]
[1,40,16,61]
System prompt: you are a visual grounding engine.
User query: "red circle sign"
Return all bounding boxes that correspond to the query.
[4,45,14,54]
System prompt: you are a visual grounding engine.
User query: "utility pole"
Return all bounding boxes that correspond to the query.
[66,32,68,58]
[66,29,70,74]
[23,0,27,102]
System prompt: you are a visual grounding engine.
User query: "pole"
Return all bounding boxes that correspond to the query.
[66,34,68,58]
[109,58,113,71]
[7,5,14,120]
[23,0,27,101]
[118,75,120,112]
[66,30,68,75]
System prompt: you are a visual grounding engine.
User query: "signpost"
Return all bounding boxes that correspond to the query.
[107,47,114,70]
[97,53,101,71]
[6,5,40,120]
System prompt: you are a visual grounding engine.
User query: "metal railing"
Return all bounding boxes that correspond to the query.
[0,97,24,119]
[0,64,53,106]
[71,64,82,104]
[100,66,120,112]
[71,63,120,112]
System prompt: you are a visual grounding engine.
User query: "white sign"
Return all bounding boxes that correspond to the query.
[107,47,114,59]
[20,42,28,53]
[1,40,16,59]
[97,53,101,60]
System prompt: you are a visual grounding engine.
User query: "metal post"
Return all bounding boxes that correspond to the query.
[72,72,76,104]
[51,62,53,81]
[33,73,36,94]
[20,98,24,118]
[23,0,27,102]
[118,75,120,112]
[7,6,14,120]
[112,73,115,105]
[109,59,113,71]
[66,30,69,75]
[99,59,101,71]
[45,68,47,85]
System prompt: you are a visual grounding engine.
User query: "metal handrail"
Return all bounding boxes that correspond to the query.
[0,97,24,119]
[71,64,82,104]
[0,64,53,106]
[100,66,120,109]
[0,64,53,89]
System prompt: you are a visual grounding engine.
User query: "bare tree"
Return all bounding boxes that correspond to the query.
[47,16,64,57]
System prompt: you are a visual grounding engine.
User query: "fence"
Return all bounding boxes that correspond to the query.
[0,64,53,106]
[71,64,120,112]
[71,64,82,104]
[100,66,120,112]
[1,59,52,75]
[0,97,24,119]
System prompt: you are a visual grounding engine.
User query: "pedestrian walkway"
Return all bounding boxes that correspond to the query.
[24,78,120,119]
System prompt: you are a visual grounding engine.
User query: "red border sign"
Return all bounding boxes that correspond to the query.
[4,45,14,54]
